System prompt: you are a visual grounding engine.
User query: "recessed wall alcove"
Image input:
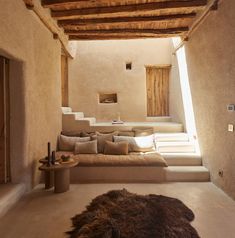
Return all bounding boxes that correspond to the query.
[99,93,118,104]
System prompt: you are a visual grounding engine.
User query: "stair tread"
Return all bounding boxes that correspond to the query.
[155,132,188,136]
[146,117,172,122]
[161,153,201,158]
[167,166,208,172]
[93,122,182,127]
[78,117,96,121]
[157,141,194,146]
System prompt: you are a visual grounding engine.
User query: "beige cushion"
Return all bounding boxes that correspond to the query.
[80,131,96,137]
[118,131,135,137]
[74,140,98,154]
[59,135,91,151]
[96,131,119,136]
[132,127,154,137]
[92,131,119,153]
[114,135,155,152]
[61,131,81,137]
[104,141,129,155]
[55,151,168,167]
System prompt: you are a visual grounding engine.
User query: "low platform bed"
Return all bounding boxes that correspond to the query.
[56,130,209,183]
[56,129,169,182]
[56,151,168,183]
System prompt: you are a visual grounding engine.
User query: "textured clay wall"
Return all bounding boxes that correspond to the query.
[69,39,184,122]
[0,0,62,189]
[185,0,235,198]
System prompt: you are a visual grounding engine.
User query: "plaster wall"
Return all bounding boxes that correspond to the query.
[185,0,235,198]
[69,39,185,123]
[0,0,62,189]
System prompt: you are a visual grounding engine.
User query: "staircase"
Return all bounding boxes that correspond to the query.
[154,133,209,182]
[62,107,183,133]
[62,107,210,182]
[62,107,96,129]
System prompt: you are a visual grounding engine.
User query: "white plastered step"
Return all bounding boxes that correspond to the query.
[155,133,189,142]
[166,166,210,182]
[156,141,195,153]
[162,153,202,166]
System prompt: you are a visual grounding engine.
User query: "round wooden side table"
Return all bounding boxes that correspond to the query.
[39,157,61,190]
[39,159,78,193]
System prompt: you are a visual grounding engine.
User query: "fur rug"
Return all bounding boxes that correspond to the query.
[68,189,200,238]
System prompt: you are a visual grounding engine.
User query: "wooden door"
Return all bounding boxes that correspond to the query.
[0,56,10,183]
[61,55,68,107]
[146,66,170,116]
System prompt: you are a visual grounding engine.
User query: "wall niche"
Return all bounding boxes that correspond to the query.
[99,93,117,104]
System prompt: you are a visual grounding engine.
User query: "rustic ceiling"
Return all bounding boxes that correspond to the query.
[40,0,210,40]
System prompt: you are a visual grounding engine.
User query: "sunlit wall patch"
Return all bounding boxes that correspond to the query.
[172,37,200,155]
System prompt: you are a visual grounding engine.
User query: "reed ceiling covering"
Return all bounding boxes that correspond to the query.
[40,0,210,40]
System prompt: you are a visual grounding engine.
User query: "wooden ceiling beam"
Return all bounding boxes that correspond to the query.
[58,13,196,27]
[69,33,184,40]
[42,0,89,8]
[51,0,207,20]
[65,27,189,35]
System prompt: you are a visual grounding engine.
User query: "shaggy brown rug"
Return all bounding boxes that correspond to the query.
[67,189,200,238]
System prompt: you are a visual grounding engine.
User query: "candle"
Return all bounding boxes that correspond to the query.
[52,151,56,165]
[117,112,121,121]
[47,142,51,166]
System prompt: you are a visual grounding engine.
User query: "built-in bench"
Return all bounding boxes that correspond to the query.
[56,151,168,183]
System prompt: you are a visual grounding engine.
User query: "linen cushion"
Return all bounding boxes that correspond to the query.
[133,127,154,137]
[118,131,135,137]
[114,135,155,152]
[59,135,90,151]
[80,131,96,137]
[61,131,81,137]
[92,131,119,153]
[74,140,98,154]
[55,151,168,167]
[104,141,129,155]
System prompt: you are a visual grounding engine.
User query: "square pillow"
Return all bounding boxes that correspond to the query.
[113,135,155,152]
[61,131,81,137]
[92,131,119,153]
[118,131,135,137]
[80,131,96,137]
[96,131,119,136]
[104,141,129,155]
[74,140,98,154]
[59,134,90,151]
[132,127,154,137]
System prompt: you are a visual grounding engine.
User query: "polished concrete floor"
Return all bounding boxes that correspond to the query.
[0,182,235,238]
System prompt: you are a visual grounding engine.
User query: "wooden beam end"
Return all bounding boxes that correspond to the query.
[53,33,59,39]
[210,0,219,11]
[25,3,34,10]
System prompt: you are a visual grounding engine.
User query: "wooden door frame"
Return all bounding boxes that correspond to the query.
[0,56,10,183]
[61,54,69,107]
